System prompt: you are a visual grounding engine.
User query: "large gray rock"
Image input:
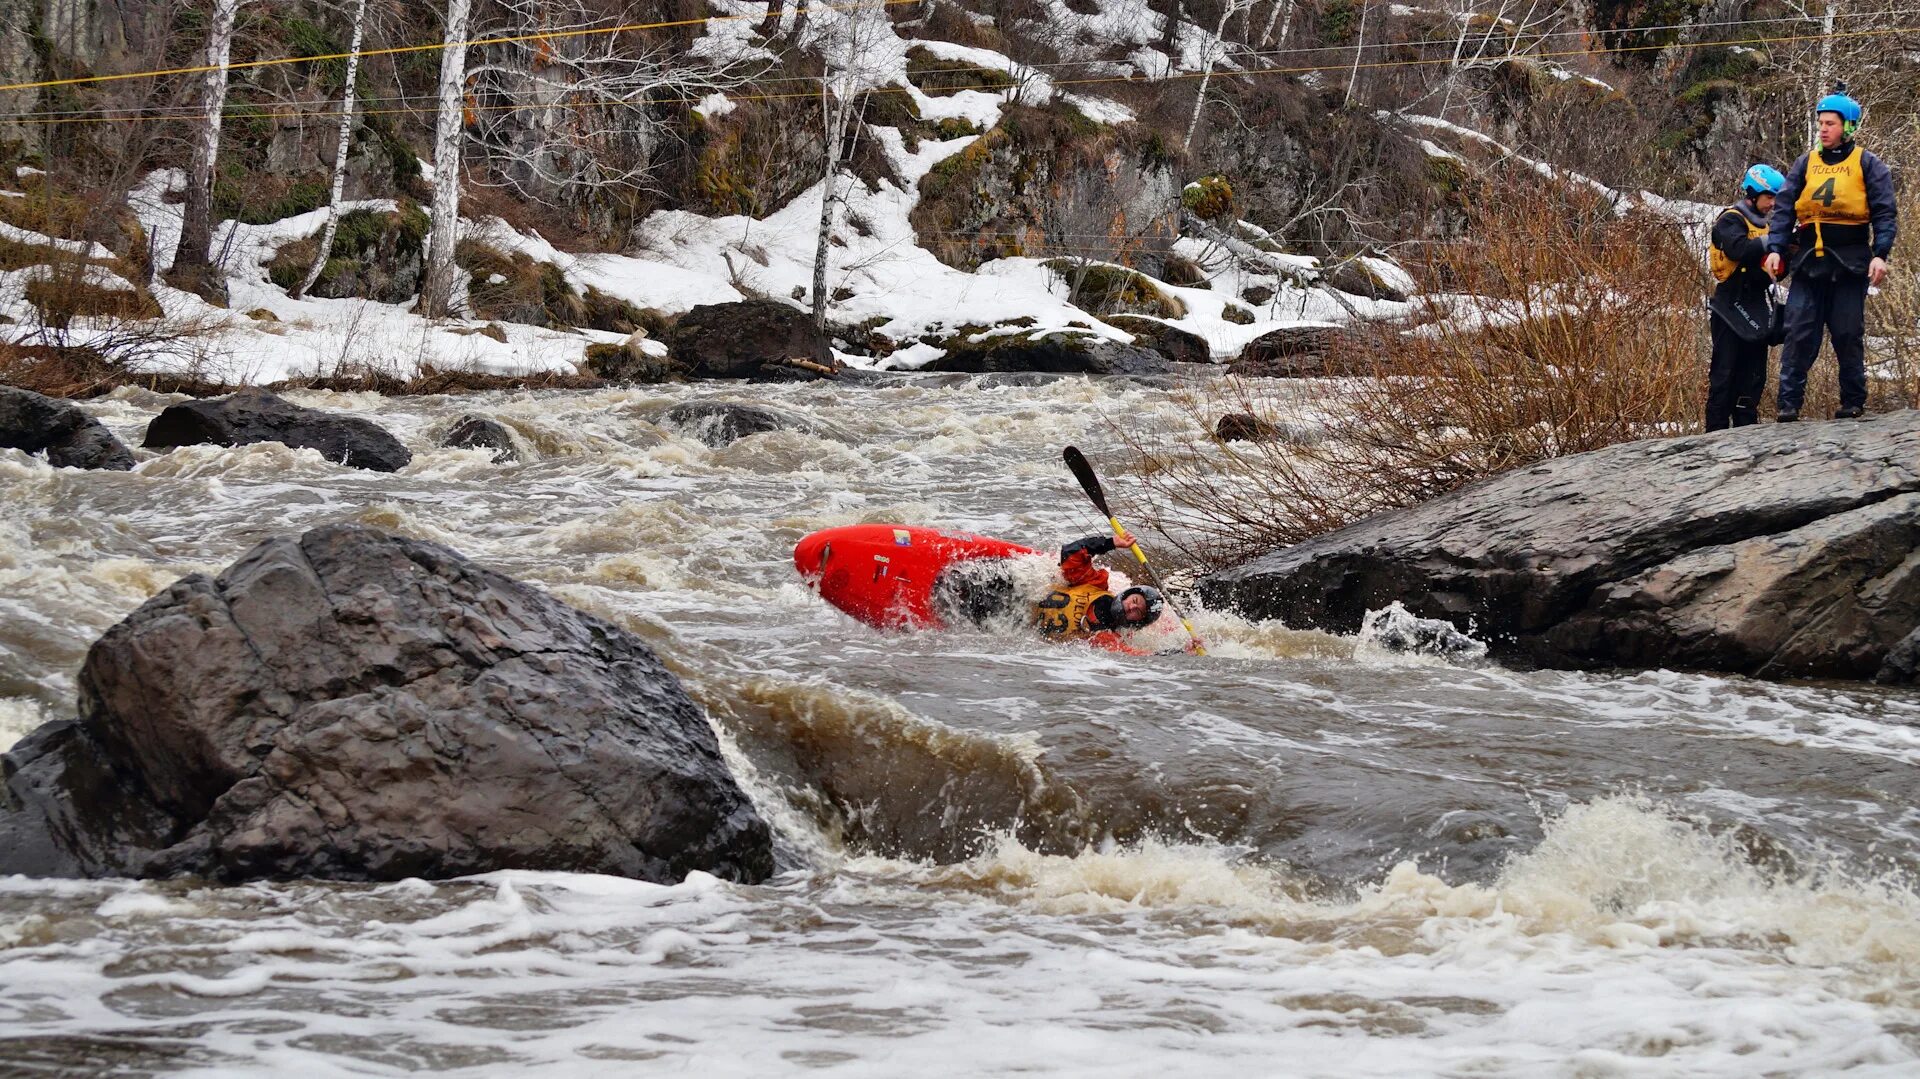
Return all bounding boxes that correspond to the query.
[1103,314,1211,365]
[1200,413,1920,681]
[924,330,1170,376]
[664,401,806,447]
[441,414,519,462]
[143,388,411,471]
[668,300,836,381]
[1228,323,1355,377]
[0,385,135,470]
[0,525,773,883]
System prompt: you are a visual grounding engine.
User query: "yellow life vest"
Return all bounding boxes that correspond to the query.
[1031,582,1109,639]
[1795,146,1869,257]
[1709,205,1768,283]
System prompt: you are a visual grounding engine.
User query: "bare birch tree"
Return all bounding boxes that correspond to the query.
[294,0,372,299]
[421,0,471,319]
[173,0,242,273]
[1186,0,1254,146]
[809,3,889,331]
[466,0,762,207]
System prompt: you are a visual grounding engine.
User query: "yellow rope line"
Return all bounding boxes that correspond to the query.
[0,0,927,94]
[2,23,1912,129]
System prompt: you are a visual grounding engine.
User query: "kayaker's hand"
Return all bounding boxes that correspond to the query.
[1762,252,1784,279]
[1184,637,1205,655]
[1869,257,1889,287]
[1112,530,1137,551]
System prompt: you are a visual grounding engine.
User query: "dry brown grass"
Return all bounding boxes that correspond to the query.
[1126,179,1714,568]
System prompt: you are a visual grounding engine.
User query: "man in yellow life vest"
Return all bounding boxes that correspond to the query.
[1706,164,1786,430]
[1030,530,1167,653]
[1761,89,1898,421]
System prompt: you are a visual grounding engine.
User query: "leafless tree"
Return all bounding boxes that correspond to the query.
[294,0,372,299]
[422,0,472,319]
[809,2,891,331]
[173,0,243,272]
[1186,0,1256,146]
[466,0,760,208]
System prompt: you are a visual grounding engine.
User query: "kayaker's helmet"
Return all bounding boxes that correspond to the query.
[1816,90,1863,137]
[1742,164,1786,198]
[1117,586,1165,627]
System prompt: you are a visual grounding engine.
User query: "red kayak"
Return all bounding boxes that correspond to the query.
[793,524,1038,630]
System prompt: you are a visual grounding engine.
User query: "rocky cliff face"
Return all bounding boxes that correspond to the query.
[1201,413,1920,683]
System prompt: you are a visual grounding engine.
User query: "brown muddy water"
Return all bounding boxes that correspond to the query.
[2,376,1918,1076]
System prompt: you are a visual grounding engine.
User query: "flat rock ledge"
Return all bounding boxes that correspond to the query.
[0,524,774,883]
[1200,412,1920,682]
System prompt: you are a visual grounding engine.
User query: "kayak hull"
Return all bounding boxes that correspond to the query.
[794,524,1038,630]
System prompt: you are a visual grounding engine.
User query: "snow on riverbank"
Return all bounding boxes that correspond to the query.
[3,4,1412,386]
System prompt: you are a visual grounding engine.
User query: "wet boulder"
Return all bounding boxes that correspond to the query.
[0,386,135,470]
[1878,627,1920,685]
[1201,412,1920,682]
[924,329,1170,376]
[1103,314,1211,365]
[668,300,837,381]
[1229,323,1353,377]
[0,524,774,884]
[143,388,411,471]
[665,401,805,448]
[440,414,519,462]
[585,334,685,385]
[1215,413,1283,443]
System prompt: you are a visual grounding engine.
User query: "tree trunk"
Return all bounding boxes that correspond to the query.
[423,0,472,319]
[1810,5,1837,148]
[811,82,851,333]
[1345,0,1370,107]
[173,0,240,271]
[759,0,784,36]
[295,0,370,300]
[1185,3,1238,147]
[793,0,811,39]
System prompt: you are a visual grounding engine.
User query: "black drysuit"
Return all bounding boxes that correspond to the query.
[1767,141,1899,415]
[1706,200,1775,430]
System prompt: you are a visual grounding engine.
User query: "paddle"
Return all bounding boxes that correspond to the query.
[1062,446,1205,655]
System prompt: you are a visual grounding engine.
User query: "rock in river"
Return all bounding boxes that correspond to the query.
[1201,412,1920,682]
[0,385,135,470]
[0,524,774,883]
[143,388,412,471]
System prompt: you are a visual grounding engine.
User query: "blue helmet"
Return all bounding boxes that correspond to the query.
[1815,92,1862,135]
[1742,164,1786,197]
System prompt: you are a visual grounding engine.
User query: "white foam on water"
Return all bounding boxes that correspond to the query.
[1,798,1915,1074]
[0,697,51,752]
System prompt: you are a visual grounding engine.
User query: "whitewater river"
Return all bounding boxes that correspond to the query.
[3,376,1919,1075]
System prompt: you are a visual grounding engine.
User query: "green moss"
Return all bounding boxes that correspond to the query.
[1424,154,1469,193]
[1321,0,1357,44]
[1044,259,1185,319]
[905,46,1015,96]
[217,176,329,226]
[1181,175,1234,220]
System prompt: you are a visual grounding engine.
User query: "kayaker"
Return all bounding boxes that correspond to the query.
[1031,529,1168,651]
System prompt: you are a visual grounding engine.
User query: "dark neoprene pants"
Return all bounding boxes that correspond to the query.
[1707,317,1767,430]
[1777,273,1868,415]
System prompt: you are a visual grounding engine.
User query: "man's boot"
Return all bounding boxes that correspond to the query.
[1835,406,1865,419]
[1776,411,1799,422]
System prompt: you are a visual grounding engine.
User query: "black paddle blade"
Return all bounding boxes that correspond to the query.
[1062,446,1111,517]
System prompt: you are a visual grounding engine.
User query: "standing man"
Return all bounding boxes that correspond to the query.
[1707,164,1786,430]
[1763,88,1898,421]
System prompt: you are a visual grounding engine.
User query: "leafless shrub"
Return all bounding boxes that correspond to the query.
[1124,177,1709,567]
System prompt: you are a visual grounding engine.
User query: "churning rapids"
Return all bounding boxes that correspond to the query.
[3,376,1920,1076]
